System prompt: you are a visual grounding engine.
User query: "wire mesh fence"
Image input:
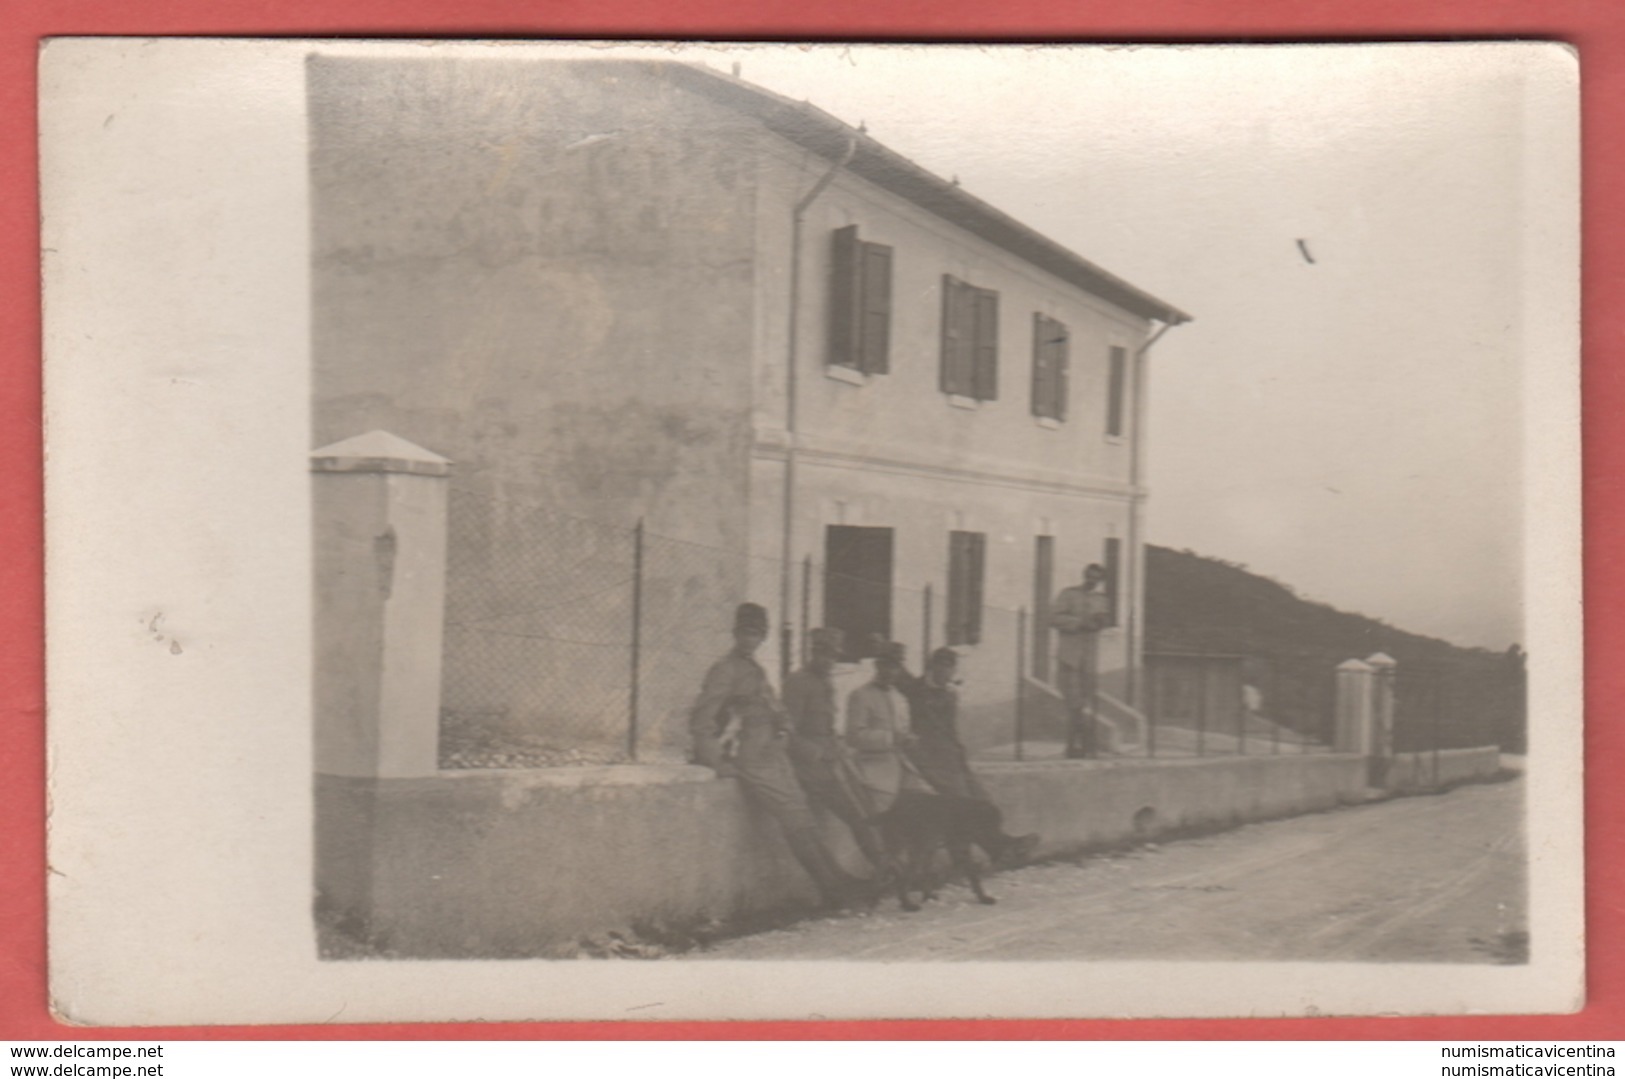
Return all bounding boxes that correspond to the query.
[1138,652,1336,759]
[435,491,1503,770]
[1394,661,1523,755]
[440,490,640,767]
[631,529,749,763]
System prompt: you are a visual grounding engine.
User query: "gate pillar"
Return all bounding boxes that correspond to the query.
[311,430,451,779]
[1334,658,1375,755]
[1365,652,1399,788]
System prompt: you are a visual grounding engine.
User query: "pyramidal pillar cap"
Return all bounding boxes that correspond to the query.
[1364,652,1398,669]
[311,430,452,477]
[1337,658,1375,673]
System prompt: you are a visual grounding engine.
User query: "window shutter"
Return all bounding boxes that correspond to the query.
[973,288,999,401]
[1033,315,1068,420]
[1054,324,1070,422]
[859,241,892,374]
[1032,535,1055,681]
[967,531,986,643]
[827,226,862,369]
[941,275,970,395]
[946,530,986,646]
[1107,346,1128,436]
[1030,314,1048,418]
[946,531,965,645]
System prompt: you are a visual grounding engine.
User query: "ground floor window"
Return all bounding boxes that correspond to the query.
[823,525,894,661]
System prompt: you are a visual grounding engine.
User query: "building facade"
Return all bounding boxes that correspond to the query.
[309,55,1188,760]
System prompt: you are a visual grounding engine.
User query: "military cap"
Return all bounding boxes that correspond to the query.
[808,627,844,651]
[873,640,907,665]
[733,602,769,633]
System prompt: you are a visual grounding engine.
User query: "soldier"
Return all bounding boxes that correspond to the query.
[690,603,869,909]
[783,627,889,873]
[1050,562,1114,758]
[893,645,1039,866]
[845,642,933,813]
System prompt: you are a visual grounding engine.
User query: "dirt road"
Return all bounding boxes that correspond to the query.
[696,778,1526,963]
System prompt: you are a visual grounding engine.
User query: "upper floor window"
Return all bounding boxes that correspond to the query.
[1031,314,1070,421]
[1106,345,1129,436]
[828,225,893,374]
[940,275,998,400]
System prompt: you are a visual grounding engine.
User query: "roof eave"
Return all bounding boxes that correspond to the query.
[658,62,1192,327]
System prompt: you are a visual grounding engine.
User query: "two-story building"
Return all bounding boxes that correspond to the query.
[310,55,1189,761]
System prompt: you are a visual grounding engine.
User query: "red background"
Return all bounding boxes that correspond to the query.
[2,0,1616,1042]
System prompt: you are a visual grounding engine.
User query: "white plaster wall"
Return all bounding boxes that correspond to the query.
[746,132,1152,728]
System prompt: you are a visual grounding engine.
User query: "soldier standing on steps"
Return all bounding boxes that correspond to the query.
[690,603,869,910]
[1051,563,1113,759]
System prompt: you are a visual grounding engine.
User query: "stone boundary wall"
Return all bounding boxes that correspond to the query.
[316,752,1375,959]
[1386,746,1504,792]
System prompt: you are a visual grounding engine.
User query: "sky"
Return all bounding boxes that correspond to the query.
[673,42,1538,651]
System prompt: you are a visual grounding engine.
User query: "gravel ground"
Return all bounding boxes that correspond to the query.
[693,777,1526,963]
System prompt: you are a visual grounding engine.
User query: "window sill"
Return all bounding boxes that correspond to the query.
[947,394,982,411]
[1034,416,1063,430]
[825,364,869,387]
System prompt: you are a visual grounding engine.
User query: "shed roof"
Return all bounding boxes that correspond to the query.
[635,61,1192,326]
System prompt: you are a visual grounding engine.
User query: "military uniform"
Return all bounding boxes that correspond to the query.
[1050,581,1112,757]
[690,652,818,831]
[893,648,1039,866]
[690,609,862,907]
[783,663,887,869]
[845,679,930,811]
[894,669,991,803]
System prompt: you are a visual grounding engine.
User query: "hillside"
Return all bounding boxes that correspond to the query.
[1143,545,1526,753]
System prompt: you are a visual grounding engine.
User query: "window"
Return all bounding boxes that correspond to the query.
[1106,346,1129,436]
[824,526,894,661]
[828,226,893,374]
[1032,535,1055,680]
[1102,536,1122,628]
[940,275,998,400]
[946,530,986,646]
[1031,314,1070,421]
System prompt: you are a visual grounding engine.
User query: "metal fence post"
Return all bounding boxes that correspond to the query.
[922,583,933,661]
[1432,673,1443,789]
[1086,633,1100,759]
[1270,667,1281,754]
[1238,665,1248,756]
[1015,607,1027,762]
[1196,660,1208,758]
[800,554,812,665]
[628,517,643,762]
[1147,664,1158,758]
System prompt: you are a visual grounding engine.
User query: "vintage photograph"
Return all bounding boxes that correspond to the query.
[43,39,1581,1023]
[308,44,1553,962]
